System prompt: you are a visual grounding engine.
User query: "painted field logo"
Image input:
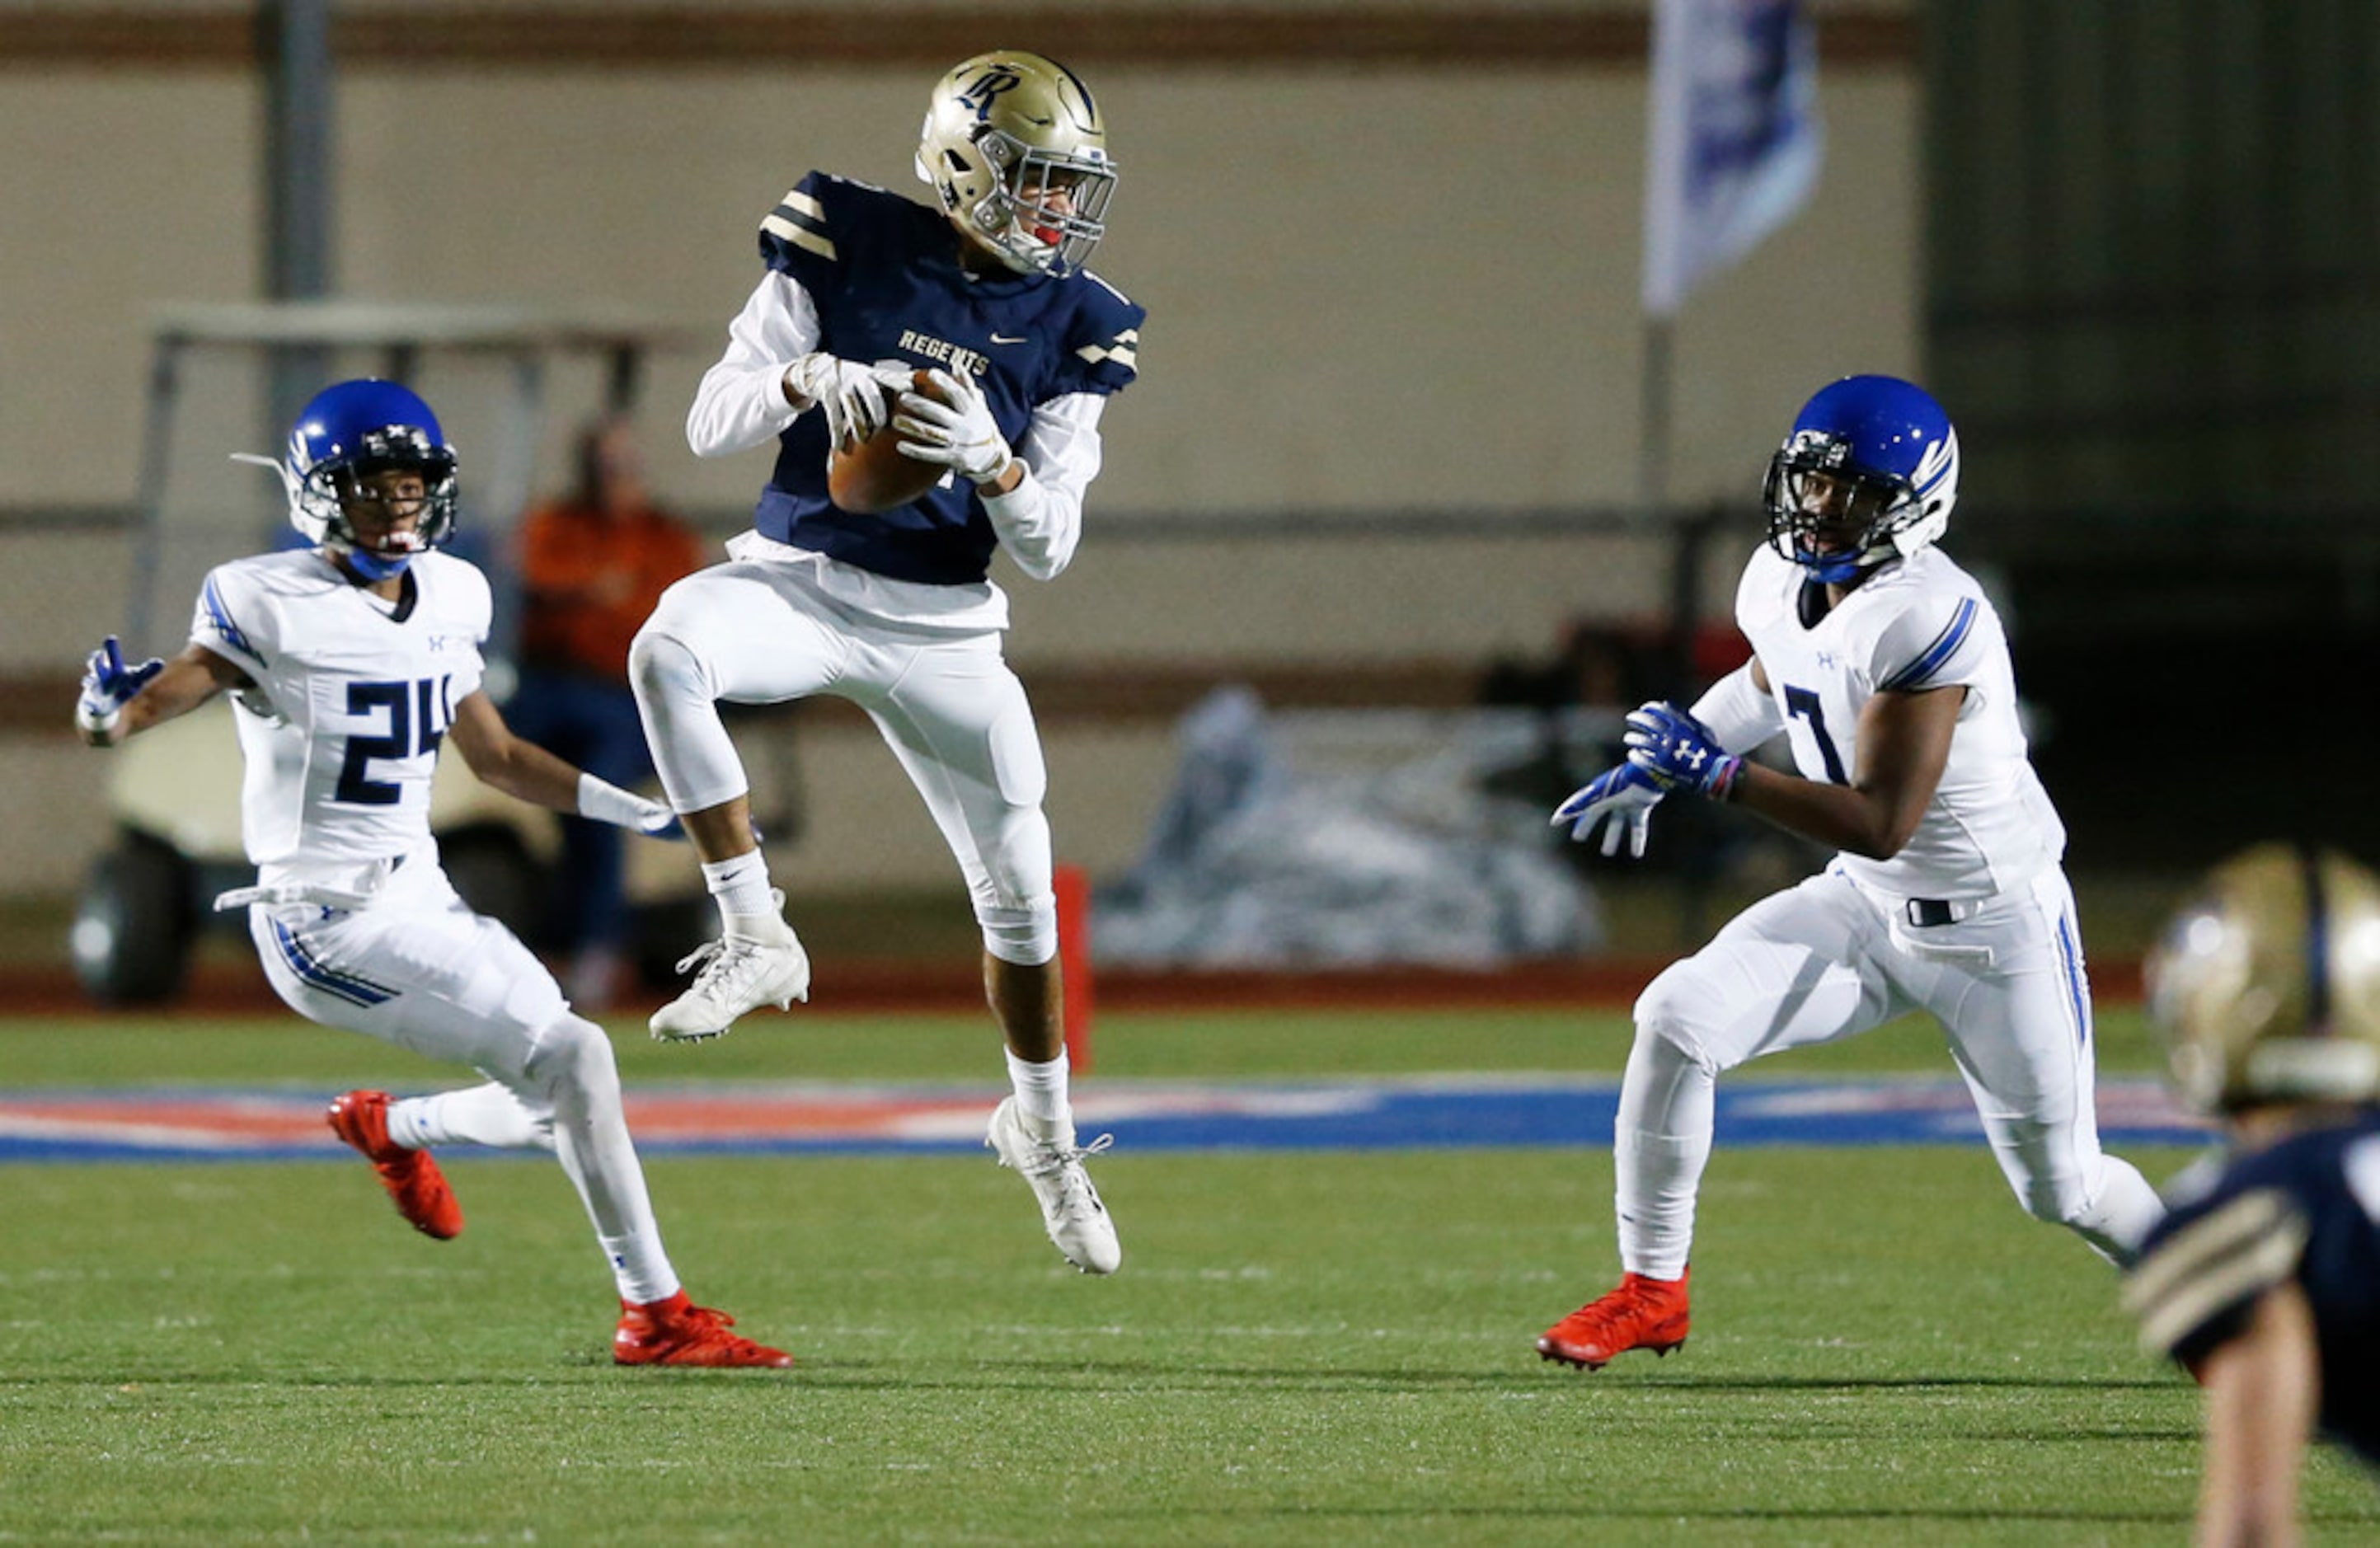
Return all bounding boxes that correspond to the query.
[0,1078,2213,1164]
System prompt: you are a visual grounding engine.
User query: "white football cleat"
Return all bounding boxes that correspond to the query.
[986,1095,1121,1275]
[649,899,811,1043]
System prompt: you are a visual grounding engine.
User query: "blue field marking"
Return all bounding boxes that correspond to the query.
[0,1077,2214,1164]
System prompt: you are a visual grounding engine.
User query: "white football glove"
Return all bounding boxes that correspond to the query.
[1551,762,1667,859]
[783,354,909,451]
[894,368,1016,486]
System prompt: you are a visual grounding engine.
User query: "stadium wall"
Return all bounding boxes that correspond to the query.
[0,4,1920,905]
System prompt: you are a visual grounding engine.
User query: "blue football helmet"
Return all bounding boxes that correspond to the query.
[1762,375,1960,584]
[252,379,459,576]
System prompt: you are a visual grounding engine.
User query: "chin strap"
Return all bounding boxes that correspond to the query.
[330,542,415,582]
[1797,546,1880,585]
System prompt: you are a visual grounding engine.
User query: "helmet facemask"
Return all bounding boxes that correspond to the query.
[969,134,1115,276]
[293,427,458,580]
[1763,436,1932,584]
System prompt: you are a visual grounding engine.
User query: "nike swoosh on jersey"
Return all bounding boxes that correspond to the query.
[989,333,1029,345]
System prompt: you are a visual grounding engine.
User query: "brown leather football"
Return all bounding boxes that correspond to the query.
[826,369,949,514]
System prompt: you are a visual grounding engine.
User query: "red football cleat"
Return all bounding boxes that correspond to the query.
[326,1090,463,1241]
[1537,1267,1691,1370]
[614,1291,794,1369]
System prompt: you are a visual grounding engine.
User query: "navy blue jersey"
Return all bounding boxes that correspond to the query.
[2125,1109,2380,1466]
[753,171,1143,586]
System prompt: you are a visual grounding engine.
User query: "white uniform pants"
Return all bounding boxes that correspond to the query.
[250,854,679,1301]
[1615,862,2160,1276]
[631,558,1056,950]
[249,856,568,1088]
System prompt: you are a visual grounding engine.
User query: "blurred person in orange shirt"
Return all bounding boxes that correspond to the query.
[509,418,704,1009]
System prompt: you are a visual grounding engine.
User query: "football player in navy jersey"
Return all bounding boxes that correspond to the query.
[2125,846,2380,1537]
[631,49,1140,1275]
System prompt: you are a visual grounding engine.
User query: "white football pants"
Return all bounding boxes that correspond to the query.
[247,854,678,1302]
[1613,862,2164,1279]
[630,556,1058,964]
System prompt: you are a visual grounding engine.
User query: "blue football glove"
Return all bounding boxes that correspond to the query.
[1623,700,1744,800]
[77,636,163,739]
[1551,762,1667,858]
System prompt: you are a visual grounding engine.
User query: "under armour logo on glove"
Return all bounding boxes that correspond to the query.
[1622,701,1744,801]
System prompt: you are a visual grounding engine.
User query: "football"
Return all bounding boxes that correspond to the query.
[827,369,949,514]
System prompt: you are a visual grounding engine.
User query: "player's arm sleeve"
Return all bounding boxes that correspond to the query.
[687,271,823,458]
[1688,661,1783,753]
[189,566,271,680]
[983,281,1140,581]
[983,392,1106,581]
[1871,589,1988,694]
[2120,1188,2311,1371]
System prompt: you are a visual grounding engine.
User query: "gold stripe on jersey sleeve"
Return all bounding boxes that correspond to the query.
[2120,1189,2309,1357]
[1076,329,1138,369]
[761,190,835,260]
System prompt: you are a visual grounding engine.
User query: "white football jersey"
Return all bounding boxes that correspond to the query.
[1735,542,2064,899]
[188,548,488,872]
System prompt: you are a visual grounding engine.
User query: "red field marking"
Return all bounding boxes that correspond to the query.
[0,1095,326,1151]
[617,1092,993,1142]
[0,1083,1379,1155]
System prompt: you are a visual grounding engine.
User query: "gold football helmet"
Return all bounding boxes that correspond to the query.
[915,49,1116,276]
[2144,843,2380,1112]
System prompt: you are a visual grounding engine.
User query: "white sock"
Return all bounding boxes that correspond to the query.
[389,1083,554,1152]
[1612,1027,1716,1282]
[524,1017,682,1307]
[601,1232,681,1306]
[702,851,777,928]
[1005,1048,1073,1139]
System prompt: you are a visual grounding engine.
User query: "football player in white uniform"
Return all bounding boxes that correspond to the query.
[1536,374,2165,1369]
[74,379,791,1368]
[627,50,1138,1275]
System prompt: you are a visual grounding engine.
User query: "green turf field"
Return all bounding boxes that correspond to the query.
[3,1006,2375,1545]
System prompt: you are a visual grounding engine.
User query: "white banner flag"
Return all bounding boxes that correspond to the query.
[1642,0,1824,317]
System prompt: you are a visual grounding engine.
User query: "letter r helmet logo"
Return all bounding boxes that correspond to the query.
[959,66,1024,119]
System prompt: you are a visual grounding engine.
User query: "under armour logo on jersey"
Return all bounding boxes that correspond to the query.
[959,66,1025,119]
[1816,650,1838,670]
